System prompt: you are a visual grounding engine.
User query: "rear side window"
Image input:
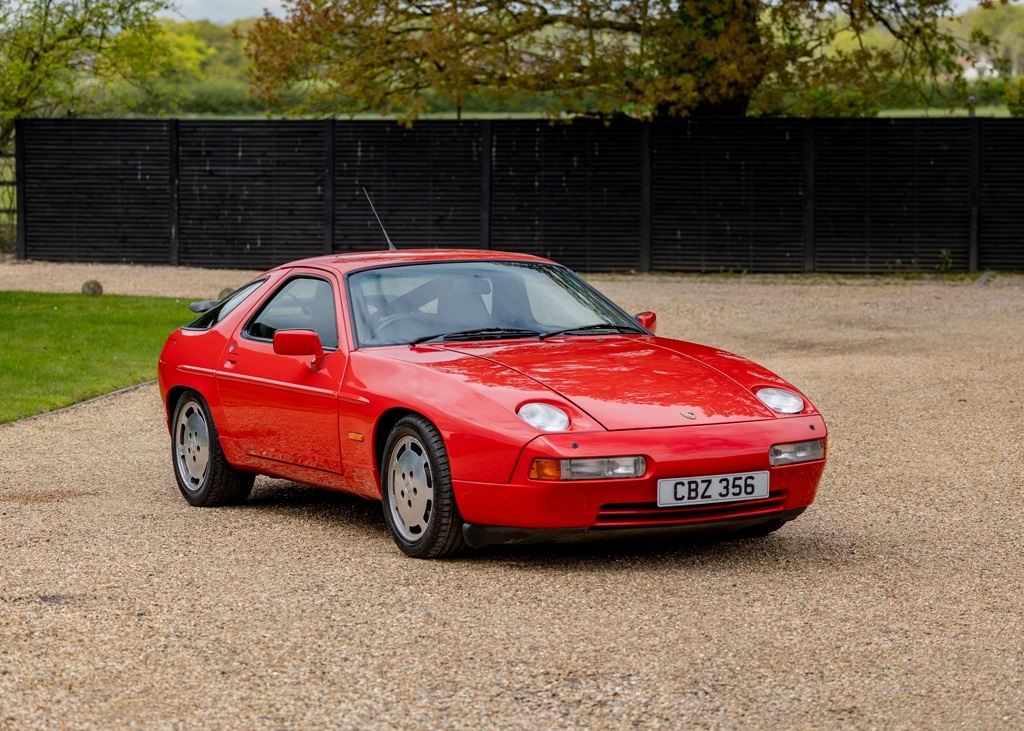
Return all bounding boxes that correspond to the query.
[243,276,339,350]
[185,279,267,330]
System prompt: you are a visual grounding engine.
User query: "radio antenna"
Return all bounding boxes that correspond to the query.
[362,187,397,250]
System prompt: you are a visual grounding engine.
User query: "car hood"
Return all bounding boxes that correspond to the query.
[445,336,780,430]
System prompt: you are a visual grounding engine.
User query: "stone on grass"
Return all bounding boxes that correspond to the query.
[82,280,103,295]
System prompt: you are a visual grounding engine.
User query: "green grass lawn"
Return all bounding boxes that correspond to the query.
[878,104,1010,117]
[0,291,195,424]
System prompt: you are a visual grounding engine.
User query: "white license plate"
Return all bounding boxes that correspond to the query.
[657,471,770,507]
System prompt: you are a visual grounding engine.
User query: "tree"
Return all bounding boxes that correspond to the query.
[149,18,269,116]
[244,0,1013,121]
[0,0,174,150]
[960,1,1024,75]
[166,18,256,81]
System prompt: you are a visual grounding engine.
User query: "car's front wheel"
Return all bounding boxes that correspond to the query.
[171,391,254,507]
[381,415,466,558]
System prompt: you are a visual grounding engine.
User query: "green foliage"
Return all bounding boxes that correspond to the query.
[937,249,954,273]
[243,0,1013,122]
[102,78,267,116]
[163,18,255,82]
[960,2,1024,77]
[97,17,264,117]
[1005,77,1024,115]
[879,76,1011,111]
[243,0,766,120]
[750,1,1013,117]
[0,291,192,423]
[179,79,266,116]
[3,3,1022,129]
[0,0,180,148]
[0,13,267,121]
[757,83,883,118]
[0,153,13,253]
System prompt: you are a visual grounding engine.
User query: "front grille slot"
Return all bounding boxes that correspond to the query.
[596,489,789,527]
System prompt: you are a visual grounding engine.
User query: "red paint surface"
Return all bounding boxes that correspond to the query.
[158,250,827,532]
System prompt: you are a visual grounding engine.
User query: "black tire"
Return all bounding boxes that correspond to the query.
[170,391,254,507]
[381,415,466,558]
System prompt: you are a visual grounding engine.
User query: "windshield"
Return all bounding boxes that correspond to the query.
[347,261,642,347]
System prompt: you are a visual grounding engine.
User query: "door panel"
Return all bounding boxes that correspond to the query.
[216,275,344,473]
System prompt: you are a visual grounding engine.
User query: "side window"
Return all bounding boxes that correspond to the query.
[243,276,339,350]
[185,279,267,330]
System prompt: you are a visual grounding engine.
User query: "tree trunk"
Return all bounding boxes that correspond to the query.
[659,0,765,117]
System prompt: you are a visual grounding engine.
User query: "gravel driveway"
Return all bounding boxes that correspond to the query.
[1,260,1023,730]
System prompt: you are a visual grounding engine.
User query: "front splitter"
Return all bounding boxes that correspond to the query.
[461,507,807,547]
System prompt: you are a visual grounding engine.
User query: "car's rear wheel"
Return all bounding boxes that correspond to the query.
[381,415,466,558]
[171,391,254,507]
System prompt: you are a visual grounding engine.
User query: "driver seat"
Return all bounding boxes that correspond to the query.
[437,289,491,331]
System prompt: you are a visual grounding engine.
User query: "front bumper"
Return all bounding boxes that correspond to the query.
[452,415,826,533]
[462,508,807,547]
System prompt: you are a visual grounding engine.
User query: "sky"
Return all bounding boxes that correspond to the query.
[169,0,981,25]
[169,0,285,23]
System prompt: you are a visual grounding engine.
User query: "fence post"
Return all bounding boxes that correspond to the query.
[324,119,335,255]
[14,119,26,260]
[640,122,652,273]
[803,121,816,273]
[480,121,492,250]
[968,117,980,273]
[168,119,180,266]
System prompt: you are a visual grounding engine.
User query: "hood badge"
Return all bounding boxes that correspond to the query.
[681,411,697,420]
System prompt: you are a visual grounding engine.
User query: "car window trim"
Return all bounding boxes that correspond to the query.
[240,273,341,352]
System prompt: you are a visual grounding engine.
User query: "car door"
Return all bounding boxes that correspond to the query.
[216,272,345,474]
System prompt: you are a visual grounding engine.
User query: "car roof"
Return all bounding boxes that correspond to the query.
[274,249,554,276]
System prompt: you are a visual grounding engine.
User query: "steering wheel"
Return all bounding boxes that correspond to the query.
[374,313,430,343]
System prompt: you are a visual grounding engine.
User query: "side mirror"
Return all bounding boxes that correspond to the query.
[189,299,219,314]
[635,311,657,334]
[274,329,326,371]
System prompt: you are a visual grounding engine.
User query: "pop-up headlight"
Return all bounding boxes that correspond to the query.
[756,387,805,414]
[517,403,570,431]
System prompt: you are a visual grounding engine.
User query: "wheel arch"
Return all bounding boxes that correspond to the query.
[165,383,209,423]
[163,385,194,432]
[165,384,191,414]
[168,385,255,506]
[164,382,223,437]
[376,407,466,558]
[374,407,428,471]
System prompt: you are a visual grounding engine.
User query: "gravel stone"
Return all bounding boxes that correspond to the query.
[1,260,1023,730]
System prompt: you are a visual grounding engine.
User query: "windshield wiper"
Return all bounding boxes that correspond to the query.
[539,323,646,340]
[410,327,542,345]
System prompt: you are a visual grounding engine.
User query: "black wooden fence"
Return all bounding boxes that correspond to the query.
[14,117,1024,273]
[0,149,15,254]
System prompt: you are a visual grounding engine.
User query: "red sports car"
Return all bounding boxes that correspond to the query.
[158,250,827,558]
